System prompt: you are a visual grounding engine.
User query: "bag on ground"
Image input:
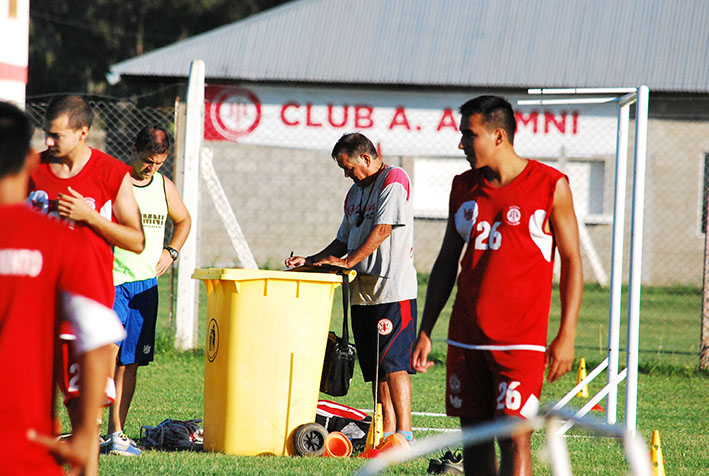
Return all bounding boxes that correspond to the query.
[315,400,371,450]
[140,418,203,451]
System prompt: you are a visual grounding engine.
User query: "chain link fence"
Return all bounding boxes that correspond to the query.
[26,97,177,237]
[197,88,708,368]
[26,92,708,367]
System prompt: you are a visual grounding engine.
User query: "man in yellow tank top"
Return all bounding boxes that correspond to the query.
[105,126,191,456]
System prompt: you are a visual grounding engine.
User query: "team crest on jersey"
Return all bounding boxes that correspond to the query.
[449,374,461,393]
[505,206,521,226]
[377,318,393,335]
[84,197,97,210]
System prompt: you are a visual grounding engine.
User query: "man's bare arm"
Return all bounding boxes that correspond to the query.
[156,176,191,276]
[546,177,583,383]
[316,224,392,268]
[285,238,349,268]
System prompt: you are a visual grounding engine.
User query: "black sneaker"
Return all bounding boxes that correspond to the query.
[427,456,443,474]
[439,449,464,474]
[428,449,464,474]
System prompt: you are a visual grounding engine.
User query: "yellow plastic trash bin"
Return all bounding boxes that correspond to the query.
[192,268,351,456]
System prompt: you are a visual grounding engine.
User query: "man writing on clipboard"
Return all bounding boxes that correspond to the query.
[286,133,417,443]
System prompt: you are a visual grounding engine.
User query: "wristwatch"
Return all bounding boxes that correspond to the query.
[165,246,179,261]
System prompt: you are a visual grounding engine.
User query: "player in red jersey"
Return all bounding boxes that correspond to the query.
[0,101,126,476]
[413,96,583,476]
[27,95,144,475]
[28,95,144,305]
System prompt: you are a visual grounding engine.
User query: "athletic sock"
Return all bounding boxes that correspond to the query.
[383,431,394,440]
[397,430,414,441]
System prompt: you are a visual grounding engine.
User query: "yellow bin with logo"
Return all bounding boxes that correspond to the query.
[192,268,351,456]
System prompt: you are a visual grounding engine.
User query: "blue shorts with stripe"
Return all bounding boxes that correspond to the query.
[113,277,158,366]
[351,299,417,382]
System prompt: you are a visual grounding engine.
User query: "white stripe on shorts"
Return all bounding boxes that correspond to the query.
[446,339,546,353]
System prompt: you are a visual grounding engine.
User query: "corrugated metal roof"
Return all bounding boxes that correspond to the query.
[109,0,709,93]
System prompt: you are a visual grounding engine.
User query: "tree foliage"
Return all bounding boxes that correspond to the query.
[28,0,290,97]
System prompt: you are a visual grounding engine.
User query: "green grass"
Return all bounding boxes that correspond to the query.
[58,274,708,475]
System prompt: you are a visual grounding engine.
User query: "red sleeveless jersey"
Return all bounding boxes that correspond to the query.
[448,160,566,347]
[28,149,130,307]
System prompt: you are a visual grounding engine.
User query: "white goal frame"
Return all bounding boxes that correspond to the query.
[519,86,650,435]
[354,408,652,476]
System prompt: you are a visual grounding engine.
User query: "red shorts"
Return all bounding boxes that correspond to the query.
[445,345,545,420]
[57,324,115,406]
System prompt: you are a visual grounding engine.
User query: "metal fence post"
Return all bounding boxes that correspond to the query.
[701,186,709,370]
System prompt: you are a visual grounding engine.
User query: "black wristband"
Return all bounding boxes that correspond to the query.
[165,246,179,261]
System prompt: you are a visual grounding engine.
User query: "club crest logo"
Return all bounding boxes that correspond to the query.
[449,374,461,393]
[377,318,393,335]
[207,318,219,362]
[505,206,521,226]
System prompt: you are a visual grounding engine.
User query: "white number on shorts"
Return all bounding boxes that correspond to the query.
[496,380,522,411]
[68,363,80,392]
[474,221,502,250]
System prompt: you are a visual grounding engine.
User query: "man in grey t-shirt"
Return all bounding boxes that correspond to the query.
[286,133,417,443]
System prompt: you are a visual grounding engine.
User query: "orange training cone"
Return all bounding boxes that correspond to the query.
[576,358,590,398]
[651,430,666,476]
[378,433,408,453]
[323,431,353,458]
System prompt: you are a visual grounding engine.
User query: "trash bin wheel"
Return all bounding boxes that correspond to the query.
[293,422,327,456]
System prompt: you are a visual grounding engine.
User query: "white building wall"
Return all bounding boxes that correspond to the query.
[0,0,29,106]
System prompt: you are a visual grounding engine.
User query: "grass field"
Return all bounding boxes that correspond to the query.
[61,273,709,475]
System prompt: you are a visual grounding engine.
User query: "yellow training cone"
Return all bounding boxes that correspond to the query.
[364,403,383,450]
[651,430,666,476]
[576,358,589,398]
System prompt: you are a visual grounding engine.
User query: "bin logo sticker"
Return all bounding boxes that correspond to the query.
[377,318,393,336]
[207,318,219,362]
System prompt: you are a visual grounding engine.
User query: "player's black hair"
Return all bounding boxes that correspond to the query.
[0,101,34,178]
[459,95,516,144]
[44,95,93,130]
[331,133,378,162]
[134,125,172,156]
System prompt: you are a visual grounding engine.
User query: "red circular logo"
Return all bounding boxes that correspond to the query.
[505,206,521,226]
[377,319,393,335]
[208,87,261,141]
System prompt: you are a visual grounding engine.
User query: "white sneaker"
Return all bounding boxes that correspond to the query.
[108,432,142,456]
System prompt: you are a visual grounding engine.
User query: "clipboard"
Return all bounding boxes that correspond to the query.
[283,263,388,279]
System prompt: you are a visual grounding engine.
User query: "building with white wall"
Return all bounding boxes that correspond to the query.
[107,0,709,285]
[0,0,29,106]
